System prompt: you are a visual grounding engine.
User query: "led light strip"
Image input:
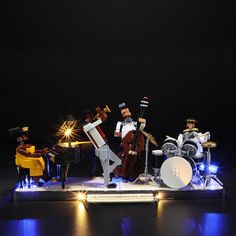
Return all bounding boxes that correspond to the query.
[86,193,156,203]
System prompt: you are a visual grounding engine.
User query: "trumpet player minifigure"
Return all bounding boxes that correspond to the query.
[83,105,121,188]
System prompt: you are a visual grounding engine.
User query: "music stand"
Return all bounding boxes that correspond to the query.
[133,131,158,185]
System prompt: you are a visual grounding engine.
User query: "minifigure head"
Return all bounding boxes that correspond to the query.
[186,118,197,129]
[121,107,132,118]
[82,109,94,123]
[8,126,29,144]
[119,102,132,118]
[21,127,29,144]
[85,113,94,123]
[22,133,29,142]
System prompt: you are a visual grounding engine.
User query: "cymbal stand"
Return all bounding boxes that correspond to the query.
[133,138,157,185]
[203,146,223,188]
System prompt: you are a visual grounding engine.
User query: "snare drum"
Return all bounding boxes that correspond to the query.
[162,137,179,157]
[160,156,193,189]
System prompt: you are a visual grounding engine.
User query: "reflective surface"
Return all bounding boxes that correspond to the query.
[0,145,236,236]
[0,199,236,236]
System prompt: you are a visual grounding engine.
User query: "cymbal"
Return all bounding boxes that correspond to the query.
[202,141,217,148]
[141,130,158,147]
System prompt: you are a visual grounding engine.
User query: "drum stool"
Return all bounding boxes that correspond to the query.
[152,150,164,185]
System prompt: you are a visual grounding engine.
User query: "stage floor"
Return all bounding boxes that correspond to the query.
[13,176,225,203]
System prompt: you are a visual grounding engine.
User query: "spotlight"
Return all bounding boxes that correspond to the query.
[77,192,87,201]
[198,164,218,174]
[199,164,205,171]
[208,165,218,174]
[65,128,72,137]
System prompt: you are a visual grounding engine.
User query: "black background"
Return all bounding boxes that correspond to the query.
[1,1,235,167]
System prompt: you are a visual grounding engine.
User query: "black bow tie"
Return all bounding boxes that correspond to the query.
[125,117,133,123]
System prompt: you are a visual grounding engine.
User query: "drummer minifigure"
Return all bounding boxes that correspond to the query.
[178,118,200,143]
[177,118,210,152]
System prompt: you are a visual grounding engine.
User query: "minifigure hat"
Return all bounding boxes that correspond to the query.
[66,114,76,121]
[22,126,29,132]
[186,118,198,123]
[118,102,127,110]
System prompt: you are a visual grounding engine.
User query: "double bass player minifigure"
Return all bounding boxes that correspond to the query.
[114,101,147,182]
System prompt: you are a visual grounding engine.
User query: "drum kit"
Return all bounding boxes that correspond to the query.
[161,136,179,157]
[149,133,222,189]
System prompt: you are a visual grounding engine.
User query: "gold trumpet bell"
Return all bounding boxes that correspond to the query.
[93,105,111,121]
[103,105,111,113]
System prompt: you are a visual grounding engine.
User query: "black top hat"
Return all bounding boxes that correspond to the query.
[118,102,127,110]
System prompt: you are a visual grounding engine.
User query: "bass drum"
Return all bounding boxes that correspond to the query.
[160,156,193,189]
[161,137,178,157]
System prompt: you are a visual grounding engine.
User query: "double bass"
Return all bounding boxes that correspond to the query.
[118,97,149,179]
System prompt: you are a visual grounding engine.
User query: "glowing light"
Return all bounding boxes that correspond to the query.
[7,219,39,236]
[202,213,228,235]
[78,201,85,211]
[156,199,164,218]
[56,120,79,145]
[75,201,91,235]
[121,217,135,236]
[77,192,87,201]
[209,165,218,174]
[199,164,205,171]
[198,164,218,174]
[86,193,155,203]
[54,118,89,145]
[65,128,72,137]
[155,193,162,200]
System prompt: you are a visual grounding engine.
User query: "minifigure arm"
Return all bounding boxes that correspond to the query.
[17,144,42,158]
[197,132,210,143]
[197,132,203,142]
[177,133,183,145]
[114,121,122,137]
[96,125,107,141]
[139,118,146,130]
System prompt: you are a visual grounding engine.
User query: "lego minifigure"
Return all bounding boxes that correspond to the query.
[9,126,48,188]
[178,118,199,143]
[83,105,121,187]
[114,102,146,141]
[177,118,210,159]
[114,101,147,181]
[161,118,210,160]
